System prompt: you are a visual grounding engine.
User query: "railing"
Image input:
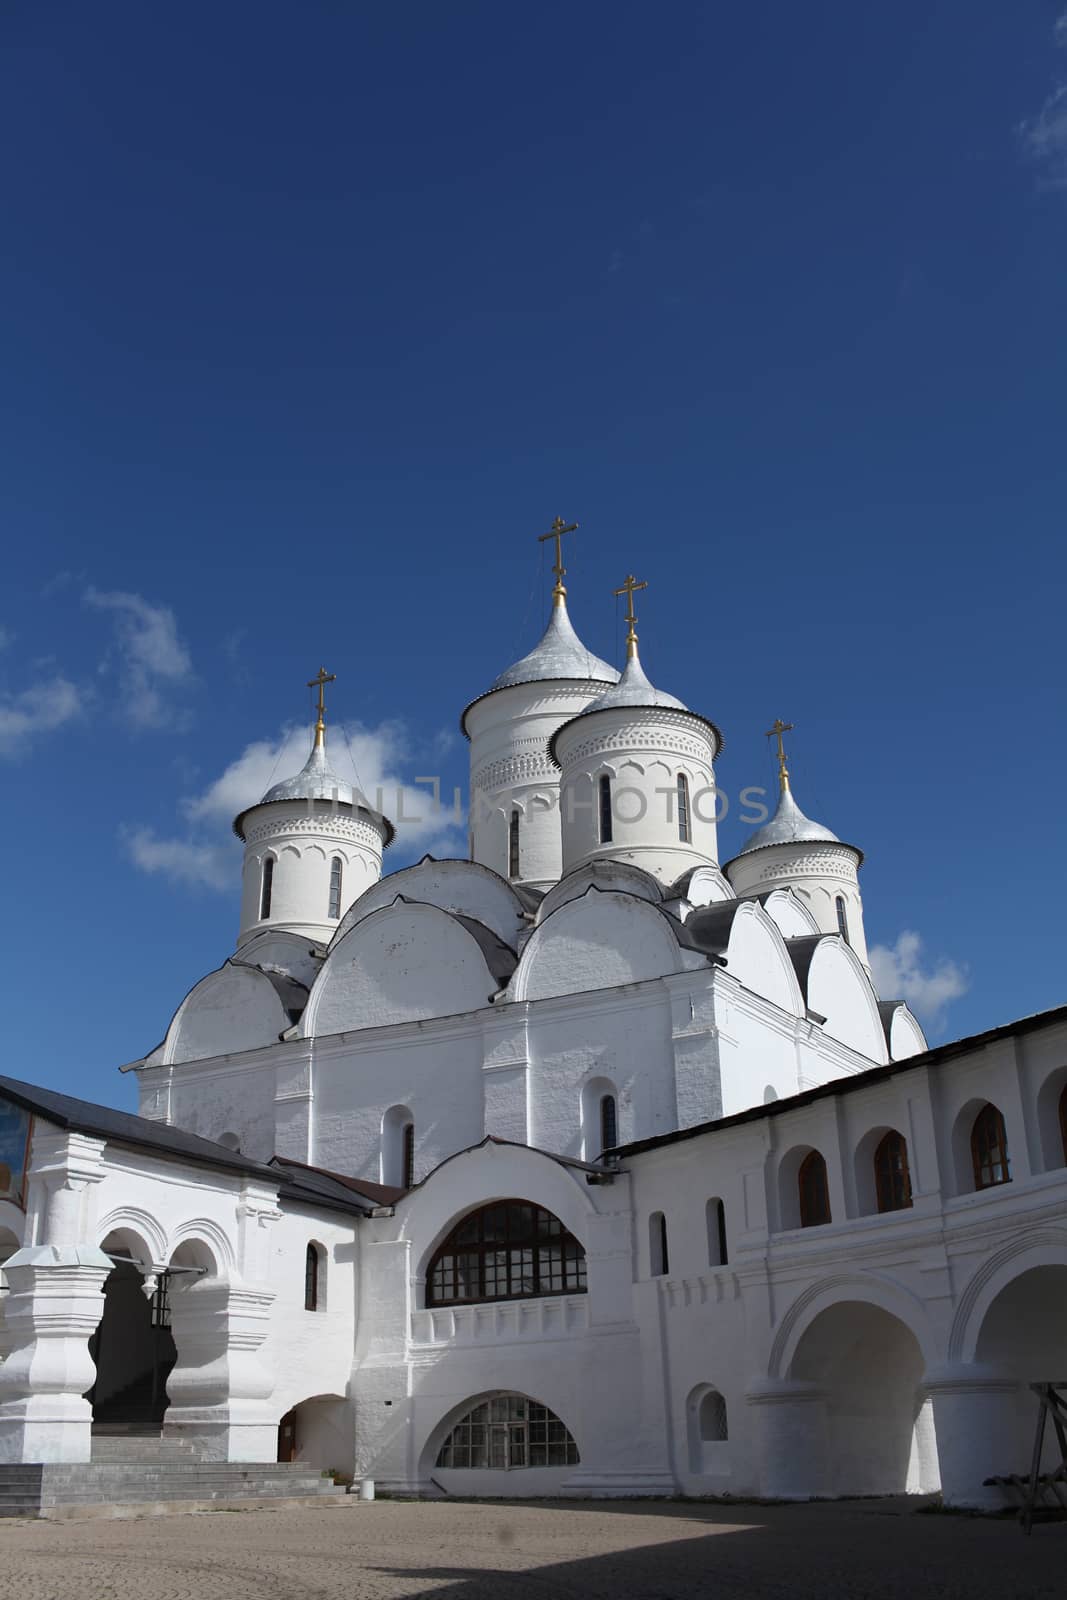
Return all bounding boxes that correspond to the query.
[410,1294,589,1347]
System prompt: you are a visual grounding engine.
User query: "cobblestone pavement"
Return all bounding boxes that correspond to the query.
[1,1497,1065,1599]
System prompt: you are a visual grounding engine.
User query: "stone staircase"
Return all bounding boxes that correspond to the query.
[0,1440,351,1520]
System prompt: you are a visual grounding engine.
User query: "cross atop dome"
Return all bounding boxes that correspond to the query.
[614,573,648,660]
[538,516,578,606]
[766,717,794,795]
[308,666,336,751]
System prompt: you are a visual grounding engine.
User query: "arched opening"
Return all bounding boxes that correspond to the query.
[381,1104,415,1188]
[427,1201,586,1306]
[677,774,691,843]
[276,1392,349,1469]
[649,1211,669,1277]
[854,1127,912,1215]
[799,1152,831,1226]
[598,774,613,844]
[971,1103,1011,1190]
[88,1231,176,1436]
[304,1242,325,1312]
[580,1075,619,1162]
[508,809,521,879]
[790,1300,938,1496]
[975,1264,1067,1478]
[835,895,849,944]
[706,1198,728,1266]
[328,856,343,919]
[431,1392,579,1492]
[686,1383,729,1475]
[260,856,274,921]
[1035,1068,1067,1171]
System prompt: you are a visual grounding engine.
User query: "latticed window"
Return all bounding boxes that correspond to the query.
[798,1150,831,1227]
[328,856,343,918]
[260,857,274,920]
[508,810,520,879]
[599,1094,618,1155]
[599,775,613,843]
[835,895,849,944]
[150,1273,172,1330]
[304,1242,322,1311]
[677,773,691,843]
[971,1104,1011,1190]
[436,1394,580,1470]
[427,1201,586,1306]
[874,1130,913,1212]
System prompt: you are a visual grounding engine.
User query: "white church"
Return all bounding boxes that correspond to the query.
[1,528,1065,1515]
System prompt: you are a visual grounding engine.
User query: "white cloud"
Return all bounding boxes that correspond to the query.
[869,930,969,1030]
[84,588,193,729]
[0,675,85,757]
[1019,14,1067,187]
[124,719,465,894]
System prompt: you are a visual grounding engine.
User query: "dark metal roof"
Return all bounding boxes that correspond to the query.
[0,1074,277,1181]
[269,1155,405,1213]
[606,1002,1067,1160]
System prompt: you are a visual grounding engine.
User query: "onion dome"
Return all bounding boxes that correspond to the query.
[461,591,618,735]
[725,721,861,866]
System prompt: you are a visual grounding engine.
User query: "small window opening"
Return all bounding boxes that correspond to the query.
[649,1211,669,1276]
[798,1150,832,1227]
[677,774,691,843]
[599,775,613,843]
[508,810,521,879]
[402,1121,415,1189]
[260,857,274,920]
[835,895,849,944]
[599,1094,618,1155]
[328,856,343,918]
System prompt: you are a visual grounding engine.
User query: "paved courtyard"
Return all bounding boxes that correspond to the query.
[1,1497,1065,1599]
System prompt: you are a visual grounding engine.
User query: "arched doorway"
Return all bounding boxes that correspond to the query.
[975,1264,1067,1475]
[88,1232,176,1435]
[790,1300,938,1496]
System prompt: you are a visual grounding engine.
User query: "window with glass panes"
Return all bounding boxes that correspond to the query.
[435,1394,580,1470]
[427,1201,587,1306]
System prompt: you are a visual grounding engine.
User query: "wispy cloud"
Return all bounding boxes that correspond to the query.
[84,588,193,729]
[1019,11,1067,188]
[869,930,968,1031]
[123,719,465,893]
[0,675,85,756]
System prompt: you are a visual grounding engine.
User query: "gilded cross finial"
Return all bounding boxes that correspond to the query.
[308,666,336,750]
[614,573,648,660]
[538,516,578,606]
[765,717,794,795]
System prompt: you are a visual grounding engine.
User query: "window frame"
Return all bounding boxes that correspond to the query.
[260,856,274,920]
[599,1093,618,1156]
[971,1103,1012,1190]
[873,1130,913,1213]
[328,855,343,919]
[598,774,613,844]
[508,809,521,879]
[435,1394,580,1471]
[834,895,849,944]
[426,1201,587,1308]
[402,1121,415,1189]
[304,1242,322,1312]
[677,773,691,844]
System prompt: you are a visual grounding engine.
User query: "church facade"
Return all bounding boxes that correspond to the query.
[1,541,1065,1509]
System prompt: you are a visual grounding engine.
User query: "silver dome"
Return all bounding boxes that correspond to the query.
[577,651,687,715]
[734,786,841,856]
[488,599,618,693]
[234,740,394,843]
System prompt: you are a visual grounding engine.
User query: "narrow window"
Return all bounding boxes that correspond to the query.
[599,775,613,843]
[798,1150,831,1227]
[508,809,521,879]
[649,1211,669,1276]
[677,774,691,843]
[304,1243,320,1312]
[402,1121,415,1189]
[328,856,343,919]
[599,1094,618,1155]
[835,895,849,944]
[699,1389,729,1443]
[971,1104,1011,1190]
[706,1198,728,1266]
[260,857,274,920]
[874,1130,913,1212]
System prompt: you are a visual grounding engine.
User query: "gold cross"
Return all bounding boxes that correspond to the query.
[614,573,648,658]
[765,718,794,794]
[538,516,578,604]
[308,666,336,748]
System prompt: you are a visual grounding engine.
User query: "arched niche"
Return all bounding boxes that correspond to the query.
[537,859,663,924]
[790,937,887,1062]
[302,900,502,1036]
[510,888,691,1003]
[152,963,293,1066]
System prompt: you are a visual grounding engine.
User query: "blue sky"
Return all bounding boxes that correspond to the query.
[2,3,1065,1108]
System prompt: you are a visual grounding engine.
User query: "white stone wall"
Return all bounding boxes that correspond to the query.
[727,841,869,969]
[237,800,385,948]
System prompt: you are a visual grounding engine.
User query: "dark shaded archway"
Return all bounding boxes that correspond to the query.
[88,1245,176,1433]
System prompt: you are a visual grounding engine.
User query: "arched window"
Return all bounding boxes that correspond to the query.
[874,1130,912,1212]
[599,1093,618,1155]
[971,1104,1011,1189]
[260,856,274,920]
[507,810,521,879]
[599,774,613,843]
[402,1120,415,1189]
[835,895,849,944]
[798,1150,831,1227]
[427,1202,586,1306]
[706,1198,728,1266]
[436,1394,579,1470]
[699,1388,728,1443]
[328,856,343,919]
[677,774,691,843]
[1060,1084,1067,1166]
[649,1211,669,1276]
[304,1242,323,1312]
[381,1103,415,1188]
